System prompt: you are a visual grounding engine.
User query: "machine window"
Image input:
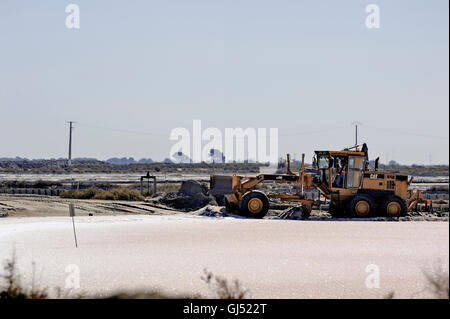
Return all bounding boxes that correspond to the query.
[346,156,365,188]
[318,156,329,169]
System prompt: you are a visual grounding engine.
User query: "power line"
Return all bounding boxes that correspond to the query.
[75,122,448,142]
[364,125,449,140]
[77,122,350,139]
[280,126,348,137]
[76,122,168,137]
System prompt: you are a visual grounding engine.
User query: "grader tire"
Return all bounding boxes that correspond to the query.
[347,194,375,218]
[239,191,269,219]
[381,195,407,217]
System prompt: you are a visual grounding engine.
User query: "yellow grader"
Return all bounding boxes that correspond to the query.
[209,147,432,218]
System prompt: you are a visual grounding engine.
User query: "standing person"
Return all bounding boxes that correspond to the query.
[362,143,368,160]
[334,158,347,188]
[362,143,369,170]
[339,159,347,187]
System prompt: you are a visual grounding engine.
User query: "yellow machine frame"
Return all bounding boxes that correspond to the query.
[210,150,432,218]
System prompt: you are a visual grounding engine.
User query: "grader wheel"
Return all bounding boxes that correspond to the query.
[239,190,269,219]
[381,195,407,217]
[347,194,375,217]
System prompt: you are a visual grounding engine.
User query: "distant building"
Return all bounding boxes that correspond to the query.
[171,151,191,164]
[209,149,225,163]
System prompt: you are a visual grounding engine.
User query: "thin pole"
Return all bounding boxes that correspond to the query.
[72,215,78,248]
[68,121,73,166]
[351,121,361,148]
[69,203,78,247]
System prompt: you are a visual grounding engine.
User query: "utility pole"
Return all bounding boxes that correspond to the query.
[351,121,362,147]
[68,121,74,166]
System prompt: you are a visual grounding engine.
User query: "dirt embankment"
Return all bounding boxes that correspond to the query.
[1,194,448,221]
[0,195,176,218]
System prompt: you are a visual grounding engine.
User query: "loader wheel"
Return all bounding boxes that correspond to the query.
[347,194,375,218]
[381,195,407,217]
[240,191,269,219]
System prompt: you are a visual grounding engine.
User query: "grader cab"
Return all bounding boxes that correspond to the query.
[210,146,431,218]
[313,150,415,217]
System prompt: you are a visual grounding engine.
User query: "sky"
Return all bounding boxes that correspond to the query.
[0,0,448,164]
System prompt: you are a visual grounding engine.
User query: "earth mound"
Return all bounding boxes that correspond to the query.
[158,180,217,211]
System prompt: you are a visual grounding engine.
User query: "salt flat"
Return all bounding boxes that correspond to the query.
[0,215,448,298]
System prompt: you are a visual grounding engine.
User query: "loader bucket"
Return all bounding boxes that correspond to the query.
[209,175,235,195]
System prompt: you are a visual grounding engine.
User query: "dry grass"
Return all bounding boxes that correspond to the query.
[0,254,248,299]
[99,290,199,299]
[0,251,48,299]
[201,269,248,299]
[61,187,144,201]
[156,183,181,193]
[422,264,449,299]
[104,269,248,299]
[384,291,395,299]
[61,184,182,200]
[5,251,444,300]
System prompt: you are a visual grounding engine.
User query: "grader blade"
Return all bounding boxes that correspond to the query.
[209,175,234,195]
[407,189,433,212]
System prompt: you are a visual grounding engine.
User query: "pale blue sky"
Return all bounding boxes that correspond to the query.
[0,0,448,164]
